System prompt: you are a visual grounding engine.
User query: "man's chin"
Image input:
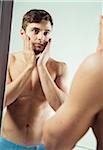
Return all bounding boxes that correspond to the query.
[34,49,43,55]
[34,50,40,55]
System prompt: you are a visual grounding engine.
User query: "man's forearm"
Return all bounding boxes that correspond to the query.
[4,65,34,107]
[37,64,67,111]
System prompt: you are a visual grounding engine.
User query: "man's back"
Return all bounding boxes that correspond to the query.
[42,51,103,150]
[92,51,103,149]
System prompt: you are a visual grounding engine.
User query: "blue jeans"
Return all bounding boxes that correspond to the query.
[0,137,46,150]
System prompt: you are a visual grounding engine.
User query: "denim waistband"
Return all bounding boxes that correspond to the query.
[0,136,46,150]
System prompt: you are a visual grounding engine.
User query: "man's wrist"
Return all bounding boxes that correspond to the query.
[27,64,35,71]
[37,61,46,71]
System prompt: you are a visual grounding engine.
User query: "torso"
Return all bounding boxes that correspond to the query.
[2,51,60,146]
[2,51,103,149]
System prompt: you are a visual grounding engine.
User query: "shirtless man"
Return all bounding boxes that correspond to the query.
[0,9,68,150]
[42,17,103,150]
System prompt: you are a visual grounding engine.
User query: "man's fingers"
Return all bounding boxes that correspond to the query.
[43,39,51,54]
[38,39,51,62]
[23,34,27,51]
[29,40,33,51]
[40,39,51,60]
[26,35,30,51]
[23,34,30,51]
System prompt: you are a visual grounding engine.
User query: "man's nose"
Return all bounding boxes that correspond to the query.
[37,32,45,41]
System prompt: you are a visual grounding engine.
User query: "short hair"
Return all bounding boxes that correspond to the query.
[22,9,53,31]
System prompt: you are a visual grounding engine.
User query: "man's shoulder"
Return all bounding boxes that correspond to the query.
[79,51,102,75]
[73,52,102,101]
[50,58,68,71]
[49,58,68,76]
[72,51,102,93]
[8,51,23,65]
[70,52,103,114]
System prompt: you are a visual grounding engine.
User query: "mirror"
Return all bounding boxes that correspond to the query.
[0,1,102,149]
[0,0,13,129]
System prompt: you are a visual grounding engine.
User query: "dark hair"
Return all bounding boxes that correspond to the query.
[22,9,53,30]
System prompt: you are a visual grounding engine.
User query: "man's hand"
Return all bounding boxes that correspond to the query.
[23,35,36,67]
[37,39,51,67]
[97,16,103,51]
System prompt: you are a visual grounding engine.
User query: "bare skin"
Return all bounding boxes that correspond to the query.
[1,20,68,146]
[42,17,103,150]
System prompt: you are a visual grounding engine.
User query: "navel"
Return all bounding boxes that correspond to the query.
[26,124,30,128]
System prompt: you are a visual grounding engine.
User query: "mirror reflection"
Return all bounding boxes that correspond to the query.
[0,2,101,150]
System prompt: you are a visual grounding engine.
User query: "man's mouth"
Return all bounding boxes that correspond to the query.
[33,43,45,55]
[35,43,44,48]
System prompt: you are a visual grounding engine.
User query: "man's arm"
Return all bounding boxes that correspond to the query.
[37,41,69,111]
[4,35,36,107]
[4,54,34,107]
[37,62,68,111]
[42,53,102,150]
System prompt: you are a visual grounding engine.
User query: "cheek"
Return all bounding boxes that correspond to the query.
[45,33,52,41]
[29,35,37,42]
[45,36,51,42]
[26,30,31,37]
[26,31,36,40]
[30,35,37,41]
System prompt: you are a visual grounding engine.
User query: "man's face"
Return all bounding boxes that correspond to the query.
[24,20,52,55]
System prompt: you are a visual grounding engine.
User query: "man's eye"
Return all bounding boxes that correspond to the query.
[44,32,49,36]
[31,28,39,34]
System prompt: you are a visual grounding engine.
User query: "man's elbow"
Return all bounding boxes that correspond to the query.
[3,94,13,107]
[42,121,76,150]
[42,121,56,150]
[49,99,61,111]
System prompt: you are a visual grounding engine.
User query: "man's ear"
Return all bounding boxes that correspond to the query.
[20,28,25,38]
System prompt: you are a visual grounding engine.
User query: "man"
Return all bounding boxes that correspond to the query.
[0,9,68,150]
[42,17,103,150]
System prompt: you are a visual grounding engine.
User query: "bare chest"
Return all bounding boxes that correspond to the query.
[10,60,56,101]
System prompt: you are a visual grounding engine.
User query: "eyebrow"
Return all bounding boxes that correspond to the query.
[45,29,51,32]
[31,27,51,32]
[31,27,40,30]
